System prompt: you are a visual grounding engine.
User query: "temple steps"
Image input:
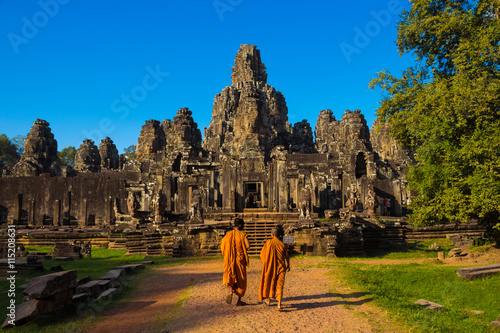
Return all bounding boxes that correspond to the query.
[243,219,280,256]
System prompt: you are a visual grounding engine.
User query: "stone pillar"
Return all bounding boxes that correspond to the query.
[236,166,244,212]
[271,146,288,212]
[13,194,22,225]
[53,200,61,227]
[66,191,72,226]
[104,196,112,225]
[229,160,237,212]
[277,159,288,212]
[165,177,172,212]
[269,161,277,211]
[28,199,35,227]
[393,180,402,216]
[79,198,87,228]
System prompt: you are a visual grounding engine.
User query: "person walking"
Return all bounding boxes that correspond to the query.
[259,227,290,311]
[221,217,250,306]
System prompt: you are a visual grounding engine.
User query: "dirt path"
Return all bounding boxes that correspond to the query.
[87,257,405,333]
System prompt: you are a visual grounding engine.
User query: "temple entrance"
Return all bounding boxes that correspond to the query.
[355,152,367,179]
[244,182,262,208]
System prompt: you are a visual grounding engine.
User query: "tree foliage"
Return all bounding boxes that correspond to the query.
[370,0,500,239]
[11,135,26,156]
[58,146,76,168]
[0,134,20,175]
[122,145,137,165]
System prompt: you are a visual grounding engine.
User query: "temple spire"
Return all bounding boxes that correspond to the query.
[231,44,267,84]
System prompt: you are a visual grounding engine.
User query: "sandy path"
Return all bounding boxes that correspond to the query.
[87,257,405,333]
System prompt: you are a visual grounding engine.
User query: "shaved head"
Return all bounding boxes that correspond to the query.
[271,227,279,237]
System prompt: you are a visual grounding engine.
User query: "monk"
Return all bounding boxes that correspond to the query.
[221,217,250,306]
[259,227,290,311]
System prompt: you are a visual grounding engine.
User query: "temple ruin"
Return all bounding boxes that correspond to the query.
[0,44,417,256]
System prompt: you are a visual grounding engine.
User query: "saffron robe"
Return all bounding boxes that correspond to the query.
[259,236,287,302]
[221,230,249,297]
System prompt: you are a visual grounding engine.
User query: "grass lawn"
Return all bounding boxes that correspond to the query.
[322,241,500,333]
[0,246,185,333]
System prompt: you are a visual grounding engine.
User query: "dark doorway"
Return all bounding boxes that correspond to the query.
[0,205,7,224]
[355,152,367,179]
[244,182,262,208]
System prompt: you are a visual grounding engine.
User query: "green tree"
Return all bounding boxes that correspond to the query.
[11,135,26,155]
[58,146,76,168]
[122,145,137,165]
[0,134,21,175]
[370,0,500,241]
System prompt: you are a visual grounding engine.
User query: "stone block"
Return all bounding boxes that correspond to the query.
[97,288,118,301]
[72,293,90,303]
[490,321,500,330]
[26,255,38,264]
[448,248,462,257]
[99,268,124,280]
[33,289,74,313]
[414,299,444,310]
[54,257,74,261]
[2,299,38,329]
[77,276,92,286]
[456,263,500,280]
[51,265,64,271]
[97,279,111,290]
[113,264,145,273]
[141,260,154,265]
[23,270,77,299]
[465,309,484,315]
[76,280,103,298]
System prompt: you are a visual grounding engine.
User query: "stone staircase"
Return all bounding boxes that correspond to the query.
[362,226,406,252]
[244,218,278,255]
[239,210,300,255]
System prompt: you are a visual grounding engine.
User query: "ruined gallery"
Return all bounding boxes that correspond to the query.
[0,45,416,257]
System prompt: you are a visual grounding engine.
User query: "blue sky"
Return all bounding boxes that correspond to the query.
[0,0,415,153]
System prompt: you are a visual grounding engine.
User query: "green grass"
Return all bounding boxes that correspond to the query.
[0,246,158,332]
[326,261,500,333]
[337,237,457,261]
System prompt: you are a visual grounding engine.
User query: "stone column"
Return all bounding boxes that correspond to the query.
[277,159,288,212]
[28,199,35,227]
[13,194,22,225]
[392,180,402,216]
[53,200,61,227]
[104,196,112,225]
[64,191,72,226]
[271,146,288,212]
[79,198,87,228]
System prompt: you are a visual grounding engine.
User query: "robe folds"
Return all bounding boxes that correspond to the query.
[221,230,249,297]
[259,236,287,302]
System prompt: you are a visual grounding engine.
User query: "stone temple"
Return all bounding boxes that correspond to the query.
[0,45,413,257]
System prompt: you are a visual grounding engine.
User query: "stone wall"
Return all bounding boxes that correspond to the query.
[0,172,140,227]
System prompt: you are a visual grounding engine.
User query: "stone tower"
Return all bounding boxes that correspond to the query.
[12,119,61,176]
[203,44,291,157]
[99,137,119,170]
[136,120,166,163]
[75,139,101,172]
[164,108,202,157]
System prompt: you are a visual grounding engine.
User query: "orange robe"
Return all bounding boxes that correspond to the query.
[221,230,249,297]
[259,236,287,302]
